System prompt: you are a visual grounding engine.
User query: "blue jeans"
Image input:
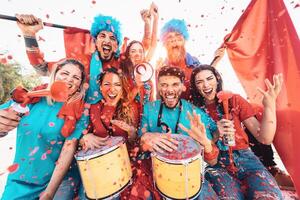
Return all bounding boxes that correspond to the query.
[196,177,219,200]
[205,149,283,200]
[54,160,81,200]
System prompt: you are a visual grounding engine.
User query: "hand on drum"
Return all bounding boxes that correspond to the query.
[217,119,235,140]
[141,132,179,153]
[111,119,137,140]
[81,134,109,151]
[179,111,211,148]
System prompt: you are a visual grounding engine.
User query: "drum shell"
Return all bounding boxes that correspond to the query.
[76,142,132,199]
[152,155,202,199]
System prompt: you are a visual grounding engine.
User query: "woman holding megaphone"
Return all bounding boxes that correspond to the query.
[0,59,88,200]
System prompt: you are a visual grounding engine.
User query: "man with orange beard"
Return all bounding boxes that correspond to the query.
[159,19,200,100]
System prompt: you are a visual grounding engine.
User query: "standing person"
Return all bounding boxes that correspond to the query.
[16,13,122,104]
[190,64,283,199]
[0,59,87,200]
[158,19,200,100]
[139,66,221,199]
[16,9,152,104]
[120,3,158,105]
[79,67,160,200]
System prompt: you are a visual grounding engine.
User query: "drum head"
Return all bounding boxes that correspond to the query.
[153,134,202,163]
[75,136,124,160]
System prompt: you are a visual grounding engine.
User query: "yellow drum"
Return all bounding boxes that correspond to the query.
[152,134,203,200]
[75,136,132,199]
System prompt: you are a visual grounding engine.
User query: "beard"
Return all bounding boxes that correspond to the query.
[167,46,186,65]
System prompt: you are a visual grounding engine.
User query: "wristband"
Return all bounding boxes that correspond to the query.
[24,36,39,49]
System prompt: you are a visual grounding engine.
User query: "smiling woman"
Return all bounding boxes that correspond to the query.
[0,58,88,200]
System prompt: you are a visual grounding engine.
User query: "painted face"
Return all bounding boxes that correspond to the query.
[164,32,186,64]
[96,31,118,61]
[100,72,123,106]
[195,70,218,104]
[158,75,185,108]
[55,63,82,96]
[129,42,145,66]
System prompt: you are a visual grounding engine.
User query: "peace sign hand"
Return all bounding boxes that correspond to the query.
[257,73,283,109]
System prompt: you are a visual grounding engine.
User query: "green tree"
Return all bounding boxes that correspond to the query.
[0,62,42,104]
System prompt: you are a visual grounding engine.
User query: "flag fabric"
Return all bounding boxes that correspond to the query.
[63,27,93,80]
[224,0,300,194]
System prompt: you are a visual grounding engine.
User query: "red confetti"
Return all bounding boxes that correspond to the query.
[7,55,13,60]
[7,163,19,173]
[294,3,300,8]
[92,0,96,4]
[46,14,50,19]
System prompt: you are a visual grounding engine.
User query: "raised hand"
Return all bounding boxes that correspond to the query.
[16,14,43,36]
[257,73,283,109]
[140,9,151,24]
[141,131,179,153]
[179,111,210,148]
[150,2,159,19]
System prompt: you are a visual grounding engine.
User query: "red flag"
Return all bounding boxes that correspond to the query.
[63,27,93,80]
[224,0,300,194]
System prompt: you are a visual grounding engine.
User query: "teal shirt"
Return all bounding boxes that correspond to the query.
[0,98,86,186]
[139,99,217,140]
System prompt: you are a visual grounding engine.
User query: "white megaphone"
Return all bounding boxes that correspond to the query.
[134,62,154,83]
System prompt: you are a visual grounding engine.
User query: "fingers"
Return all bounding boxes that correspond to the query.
[82,134,108,150]
[111,119,129,131]
[16,14,40,25]
[150,134,178,153]
[0,110,20,132]
[273,73,283,95]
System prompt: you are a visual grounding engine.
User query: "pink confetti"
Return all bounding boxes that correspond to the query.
[49,122,55,127]
[29,146,39,156]
[41,153,47,160]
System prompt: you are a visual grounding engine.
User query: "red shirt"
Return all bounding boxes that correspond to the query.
[206,94,255,150]
[89,101,139,142]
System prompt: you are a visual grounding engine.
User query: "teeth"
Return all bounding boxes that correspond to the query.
[203,89,213,93]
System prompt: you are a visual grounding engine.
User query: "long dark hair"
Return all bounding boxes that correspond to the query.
[190,64,223,108]
[120,40,145,78]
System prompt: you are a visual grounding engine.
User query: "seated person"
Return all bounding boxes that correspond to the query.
[0,59,87,200]
[190,64,283,199]
[139,66,223,199]
[79,67,160,200]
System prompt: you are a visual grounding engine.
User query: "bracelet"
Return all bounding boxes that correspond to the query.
[204,143,219,161]
[24,36,39,48]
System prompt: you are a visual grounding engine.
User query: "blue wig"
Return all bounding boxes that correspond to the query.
[160,19,189,42]
[90,14,122,46]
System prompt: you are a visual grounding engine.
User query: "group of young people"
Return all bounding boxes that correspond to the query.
[0,3,291,200]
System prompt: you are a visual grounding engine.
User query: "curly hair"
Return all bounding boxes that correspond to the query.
[160,18,189,43]
[90,14,122,54]
[97,67,135,126]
